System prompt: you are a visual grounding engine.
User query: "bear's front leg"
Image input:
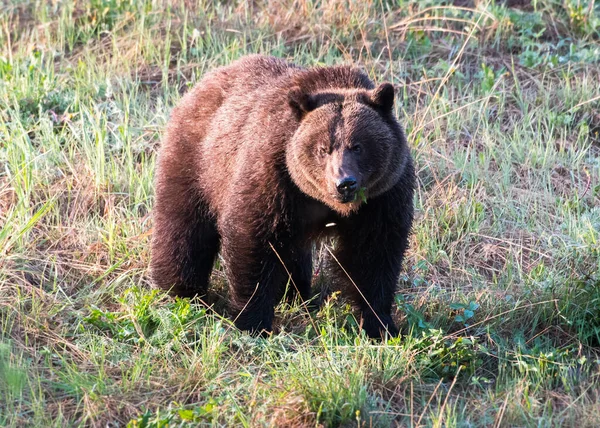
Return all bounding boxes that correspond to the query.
[219,226,291,335]
[332,233,408,338]
[333,193,412,339]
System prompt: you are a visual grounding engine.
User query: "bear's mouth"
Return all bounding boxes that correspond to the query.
[334,186,367,204]
[334,189,361,204]
[338,193,356,204]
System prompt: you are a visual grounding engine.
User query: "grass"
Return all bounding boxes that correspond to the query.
[1,0,599,426]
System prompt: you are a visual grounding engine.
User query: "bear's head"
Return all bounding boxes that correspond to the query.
[286,82,410,216]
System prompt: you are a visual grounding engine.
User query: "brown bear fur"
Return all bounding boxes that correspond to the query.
[151,55,414,338]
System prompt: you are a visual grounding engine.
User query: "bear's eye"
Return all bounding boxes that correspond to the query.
[350,145,362,154]
[317,147,328,157]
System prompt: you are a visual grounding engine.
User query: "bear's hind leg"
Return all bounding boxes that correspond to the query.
[151,185,219,298]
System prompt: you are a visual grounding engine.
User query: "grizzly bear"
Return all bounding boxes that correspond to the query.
[151,55,414,339]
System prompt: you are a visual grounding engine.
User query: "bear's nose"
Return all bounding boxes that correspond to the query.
[336,176,358,195]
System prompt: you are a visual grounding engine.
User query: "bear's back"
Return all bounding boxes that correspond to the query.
[158,56,297,213]
[210,55,298,94]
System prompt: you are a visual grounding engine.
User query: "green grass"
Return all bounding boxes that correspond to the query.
[1,0,599,426]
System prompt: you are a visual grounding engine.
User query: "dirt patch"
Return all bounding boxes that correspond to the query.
[551,164,595,202]
[452,0,532,9]
[466,230,543,281]
[501,0,533,10]
[0,177,16,224]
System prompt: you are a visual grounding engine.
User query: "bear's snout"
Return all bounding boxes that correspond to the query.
[336,176,358,202]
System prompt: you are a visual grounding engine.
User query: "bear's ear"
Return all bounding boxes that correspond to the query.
[288,87,317,118]
[369,82,395,111]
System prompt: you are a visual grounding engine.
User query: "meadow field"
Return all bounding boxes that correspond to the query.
[1,0,599,426]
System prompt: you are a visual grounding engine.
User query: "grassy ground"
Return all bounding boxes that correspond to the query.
[1,0,599,426]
